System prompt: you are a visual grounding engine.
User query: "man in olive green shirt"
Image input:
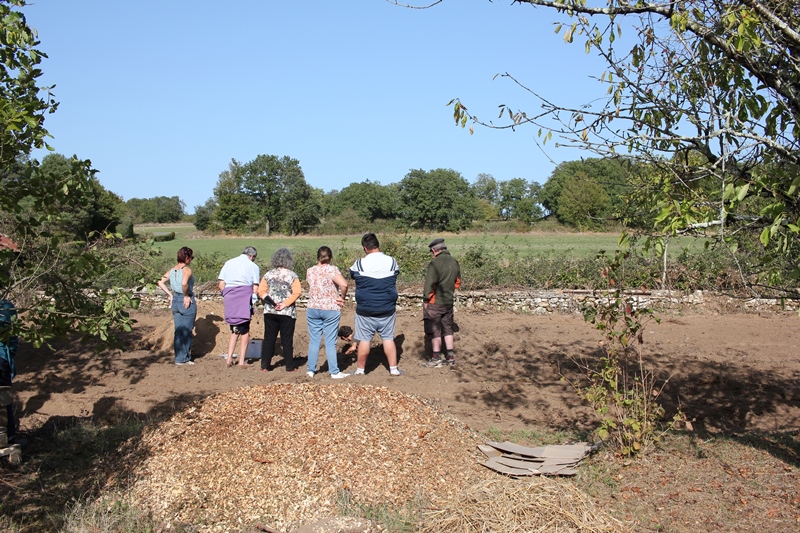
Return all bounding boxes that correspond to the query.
[421,238,461,367]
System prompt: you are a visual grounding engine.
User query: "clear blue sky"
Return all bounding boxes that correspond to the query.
[25,0,605,214]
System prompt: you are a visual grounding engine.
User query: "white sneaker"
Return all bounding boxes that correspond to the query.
[331,372,351,379]
[306,371,315,378]
[390,369,404,376]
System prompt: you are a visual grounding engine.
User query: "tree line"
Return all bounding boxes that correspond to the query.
[37,149,641,237]
[29,148,763,239]
[191,154,641,234]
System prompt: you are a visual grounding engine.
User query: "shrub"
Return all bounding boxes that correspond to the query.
[118,215,135,239]
[312,210,402,236]
[152,231,175,242]
[576,251,681,457]
[292,249,316,280]
[377,235,430,283]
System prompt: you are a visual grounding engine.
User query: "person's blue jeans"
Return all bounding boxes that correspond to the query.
[306,308,342,375]
[171,296,197,363]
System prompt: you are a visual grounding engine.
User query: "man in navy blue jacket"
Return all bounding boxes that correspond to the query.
[349,233,404,376]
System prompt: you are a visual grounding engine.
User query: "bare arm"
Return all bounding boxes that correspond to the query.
[157,270,173,301]
[333,272,348,307]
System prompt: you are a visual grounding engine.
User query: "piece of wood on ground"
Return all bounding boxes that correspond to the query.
[480,441,593,477]
[537,464,578,476]
[495,456,544,472]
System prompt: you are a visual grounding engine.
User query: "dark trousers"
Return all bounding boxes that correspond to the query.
[261,314,296,371]
[0,358,16,440]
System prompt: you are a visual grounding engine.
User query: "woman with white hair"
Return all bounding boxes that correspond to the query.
[258,248,302,372]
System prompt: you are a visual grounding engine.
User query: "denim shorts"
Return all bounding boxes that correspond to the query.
[354,313,396,342]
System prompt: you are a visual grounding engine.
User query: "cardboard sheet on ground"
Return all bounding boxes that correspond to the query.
[487,441,593,459]
[479,440,595,477]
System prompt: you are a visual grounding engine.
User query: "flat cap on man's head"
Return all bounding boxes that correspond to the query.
[428,238,445,249]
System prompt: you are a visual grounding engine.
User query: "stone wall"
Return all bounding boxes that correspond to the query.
[137,287,798,315]
[405,289,795,314]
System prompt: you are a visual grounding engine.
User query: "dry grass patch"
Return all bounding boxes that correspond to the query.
[418,476,628,533]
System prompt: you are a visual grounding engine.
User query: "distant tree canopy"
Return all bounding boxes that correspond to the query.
[399,168,477,231]
[325,180,400,221]
[472,173,500,206]
[31,153,124,239]
[192,198,215,232]
[208,154,320,235]
[470,174,543,224]
[540,158,632,227]
[190,156,656,234]
[125,196,185,224]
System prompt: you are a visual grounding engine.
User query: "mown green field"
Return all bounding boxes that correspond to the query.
[135,224,678,261]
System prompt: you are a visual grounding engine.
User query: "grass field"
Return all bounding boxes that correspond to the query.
[135,224,701,261]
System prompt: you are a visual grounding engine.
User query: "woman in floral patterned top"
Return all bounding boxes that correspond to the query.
[305,246,350,379]
[257,248,302,372]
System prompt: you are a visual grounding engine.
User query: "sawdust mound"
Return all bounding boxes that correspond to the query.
[119,383,489,531]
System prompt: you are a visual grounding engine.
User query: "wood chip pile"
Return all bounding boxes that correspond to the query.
[418,477,629,533]
[117,383,489,531]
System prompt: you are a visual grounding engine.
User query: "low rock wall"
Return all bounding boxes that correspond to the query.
[136,288,797,315]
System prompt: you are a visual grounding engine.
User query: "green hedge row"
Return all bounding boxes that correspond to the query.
[109,237,754,296]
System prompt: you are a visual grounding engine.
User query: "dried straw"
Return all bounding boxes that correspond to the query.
[418,477,630,533]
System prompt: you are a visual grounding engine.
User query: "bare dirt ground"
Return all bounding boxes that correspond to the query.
[7,300,800,531]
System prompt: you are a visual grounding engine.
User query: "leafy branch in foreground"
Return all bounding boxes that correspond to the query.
[444,0,800,297]
[1,1,154,348]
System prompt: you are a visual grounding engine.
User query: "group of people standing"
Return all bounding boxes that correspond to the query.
[159,232,462,378]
